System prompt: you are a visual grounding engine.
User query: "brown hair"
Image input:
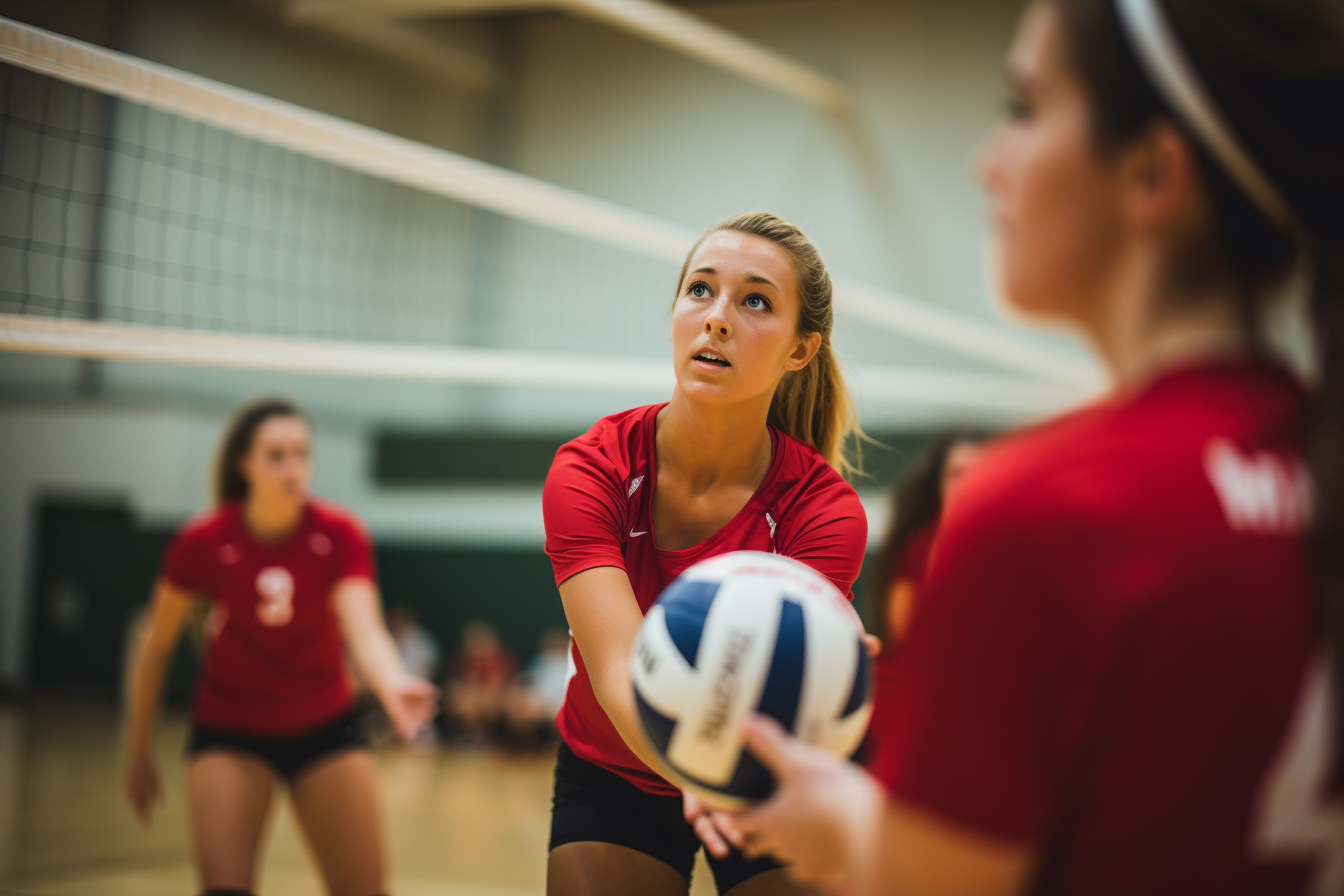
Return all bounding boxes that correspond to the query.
[1052,0,1344,719]
[213,398,305,505]
[676,212,861,478]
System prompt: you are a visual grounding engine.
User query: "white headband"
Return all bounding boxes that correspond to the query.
[1113,0,1301,236]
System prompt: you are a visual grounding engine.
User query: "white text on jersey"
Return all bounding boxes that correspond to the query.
[1204,438,1311,535]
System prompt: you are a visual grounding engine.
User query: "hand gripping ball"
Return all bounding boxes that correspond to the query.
[630,551,873,809]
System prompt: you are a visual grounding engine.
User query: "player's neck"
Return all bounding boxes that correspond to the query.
[243,497,305,543]
[656,393,773,493]
[1083,248,1251,389]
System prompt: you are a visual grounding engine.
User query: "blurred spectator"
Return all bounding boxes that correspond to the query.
[445,620,517,746]
[388,606,441,749]
[505,628,572,750]
[862,432,985,779]
[388,606,441,682]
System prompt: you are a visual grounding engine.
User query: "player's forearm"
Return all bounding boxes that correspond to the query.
[333,580,411,696]
[591,662,674,778]
[348,625,409,697]
[561,567,675,777]
[125,640,171,754]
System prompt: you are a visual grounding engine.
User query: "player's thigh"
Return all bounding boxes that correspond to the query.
[548,841,689,896]
[722,867,820,896]
[288,749,386,896]
[187,750,277,890]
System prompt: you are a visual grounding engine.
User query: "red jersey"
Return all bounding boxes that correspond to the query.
[161,499,375,735]
[544,403,867,795]
[864,524,935,784]
[877,360,1330,895]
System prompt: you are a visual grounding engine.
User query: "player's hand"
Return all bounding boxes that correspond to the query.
[379,674,439,742]
[124,746,163,826]
[683,790,738,859]
[727,715,883,890]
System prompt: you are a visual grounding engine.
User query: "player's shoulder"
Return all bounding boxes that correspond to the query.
[306,497,370,538]
[956,359,1308,531]
[769,427,864,518]
[174,503,236,545]
[551,403,661,479]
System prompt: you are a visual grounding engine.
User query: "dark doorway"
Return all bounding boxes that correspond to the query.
[28,497,191,701]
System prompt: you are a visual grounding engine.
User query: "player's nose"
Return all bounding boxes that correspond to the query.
[703,298,731,339]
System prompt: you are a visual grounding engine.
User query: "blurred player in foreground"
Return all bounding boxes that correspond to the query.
[717,1,1344,894]
[543,213,868,895]
[123,398,436,896]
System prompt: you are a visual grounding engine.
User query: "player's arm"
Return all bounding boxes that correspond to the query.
[332,577,437,741]
[729,716,1034,895]
[558,565,675,778]
[123,578,195,824]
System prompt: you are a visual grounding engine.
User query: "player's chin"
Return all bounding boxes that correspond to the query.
[991,273,1048,323]
[675,372,742,402]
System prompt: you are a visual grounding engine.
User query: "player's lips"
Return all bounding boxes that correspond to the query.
[691,348,731,370]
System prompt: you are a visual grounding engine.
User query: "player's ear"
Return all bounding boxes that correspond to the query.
[1119,121,1203,234]
[785,331,822,372]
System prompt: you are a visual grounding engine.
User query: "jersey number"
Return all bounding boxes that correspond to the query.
[255,567,295,627]
[1253,655,1344,894]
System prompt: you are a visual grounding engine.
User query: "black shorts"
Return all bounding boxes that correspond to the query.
[186,707,367,782]
[549,741,783,894]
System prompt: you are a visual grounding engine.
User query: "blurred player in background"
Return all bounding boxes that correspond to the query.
[444,619,517,746]
[123,398,436,896]
[717,1,1344,894]
[862,433,985,650]
[861,432,983,783]
[542,213,868,896]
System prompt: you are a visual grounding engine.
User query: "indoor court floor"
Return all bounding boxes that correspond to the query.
[0,702,718,896]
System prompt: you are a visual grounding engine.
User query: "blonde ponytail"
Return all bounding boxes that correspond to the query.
[678,212,862,478]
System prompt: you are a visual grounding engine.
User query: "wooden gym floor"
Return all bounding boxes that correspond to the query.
[0,702,718,896]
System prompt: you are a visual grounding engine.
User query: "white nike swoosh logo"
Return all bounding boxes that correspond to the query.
[630,530,647,537]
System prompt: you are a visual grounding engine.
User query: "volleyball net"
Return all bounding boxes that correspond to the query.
[0,16,1096,413]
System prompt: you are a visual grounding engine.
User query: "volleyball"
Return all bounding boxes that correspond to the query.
[630,551,873,809]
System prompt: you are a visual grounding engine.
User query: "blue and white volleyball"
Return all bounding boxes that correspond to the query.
[630,551,873,809]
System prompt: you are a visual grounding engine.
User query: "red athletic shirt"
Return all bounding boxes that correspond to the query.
[161,499,375,735]
[876,360,1329,895]
[544,403,868,795]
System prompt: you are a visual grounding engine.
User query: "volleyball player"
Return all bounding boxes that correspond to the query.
[542,213,869,896]
[717,1,1344,893]
[123,399,436,896]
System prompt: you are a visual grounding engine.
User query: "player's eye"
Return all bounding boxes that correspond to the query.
[688,281,712,299]
[743,294,771,311]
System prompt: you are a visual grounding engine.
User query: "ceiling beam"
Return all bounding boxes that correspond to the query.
[287,0,496,92]
[342,0,852,111]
